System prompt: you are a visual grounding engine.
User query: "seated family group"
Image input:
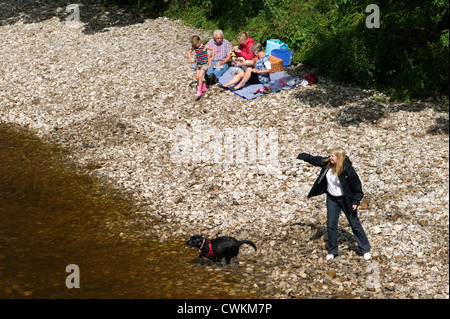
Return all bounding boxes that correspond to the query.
[187,30,273,98]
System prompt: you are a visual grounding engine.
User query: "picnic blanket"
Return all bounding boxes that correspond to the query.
[217,67,296,100]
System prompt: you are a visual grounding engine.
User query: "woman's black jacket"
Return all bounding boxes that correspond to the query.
[297,153,364,211]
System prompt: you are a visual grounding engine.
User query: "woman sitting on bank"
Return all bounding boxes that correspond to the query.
[232,32,256,63]
[219,43,271,91]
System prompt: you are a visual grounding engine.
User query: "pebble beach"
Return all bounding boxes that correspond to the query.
[1,0,448,298]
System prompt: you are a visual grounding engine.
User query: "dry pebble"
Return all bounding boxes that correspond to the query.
[1,0,448,299]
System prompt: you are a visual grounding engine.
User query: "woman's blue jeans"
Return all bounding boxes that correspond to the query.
[326,194,370,255]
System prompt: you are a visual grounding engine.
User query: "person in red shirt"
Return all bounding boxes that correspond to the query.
[232,32,256,63]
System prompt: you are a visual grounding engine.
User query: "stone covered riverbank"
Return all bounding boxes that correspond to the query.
[1,0,448,298]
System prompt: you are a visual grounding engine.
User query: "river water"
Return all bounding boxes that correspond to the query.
[0,124,272,298]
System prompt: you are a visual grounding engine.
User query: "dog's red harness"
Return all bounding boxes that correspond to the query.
[200,238,217,258]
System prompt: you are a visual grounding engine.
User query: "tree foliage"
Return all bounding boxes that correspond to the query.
[106,0,449,98]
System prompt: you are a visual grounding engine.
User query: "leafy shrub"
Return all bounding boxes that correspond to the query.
[104,0,449,98]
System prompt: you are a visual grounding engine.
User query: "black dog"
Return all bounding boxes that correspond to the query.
[186,235,257,264]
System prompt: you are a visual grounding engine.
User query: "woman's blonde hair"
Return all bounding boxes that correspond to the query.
[237,32,250,42]
[325,147,346,176]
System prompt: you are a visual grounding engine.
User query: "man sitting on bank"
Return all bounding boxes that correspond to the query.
[205,30,232,85]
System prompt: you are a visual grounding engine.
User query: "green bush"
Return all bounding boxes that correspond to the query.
[104,0,449,99]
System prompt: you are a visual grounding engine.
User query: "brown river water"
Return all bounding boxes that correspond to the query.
[0,124,271,299]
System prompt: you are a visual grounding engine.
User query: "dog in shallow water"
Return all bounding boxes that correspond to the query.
[186,235,257,264]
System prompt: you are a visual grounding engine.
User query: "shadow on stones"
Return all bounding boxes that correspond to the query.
[427,116,449,135]
[0,0,150,35]
[292,222,360,256]
[293,82,449,135]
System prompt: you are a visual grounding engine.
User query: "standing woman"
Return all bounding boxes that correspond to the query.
[295,147,371,260]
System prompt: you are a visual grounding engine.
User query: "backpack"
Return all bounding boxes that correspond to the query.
[303,73,318,85]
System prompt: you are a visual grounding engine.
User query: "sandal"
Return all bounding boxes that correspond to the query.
[253,87,263,94]
[262,86,272,94]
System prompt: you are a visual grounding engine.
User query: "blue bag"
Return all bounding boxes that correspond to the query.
[265,39,288,55]
[270,49,293,67]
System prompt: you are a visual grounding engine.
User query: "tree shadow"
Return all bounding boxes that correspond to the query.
[427,116,449,135]
[0,0,147,35]
[293,81,449,135]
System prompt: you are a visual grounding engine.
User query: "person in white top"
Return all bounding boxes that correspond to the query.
[295,147,371,261]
